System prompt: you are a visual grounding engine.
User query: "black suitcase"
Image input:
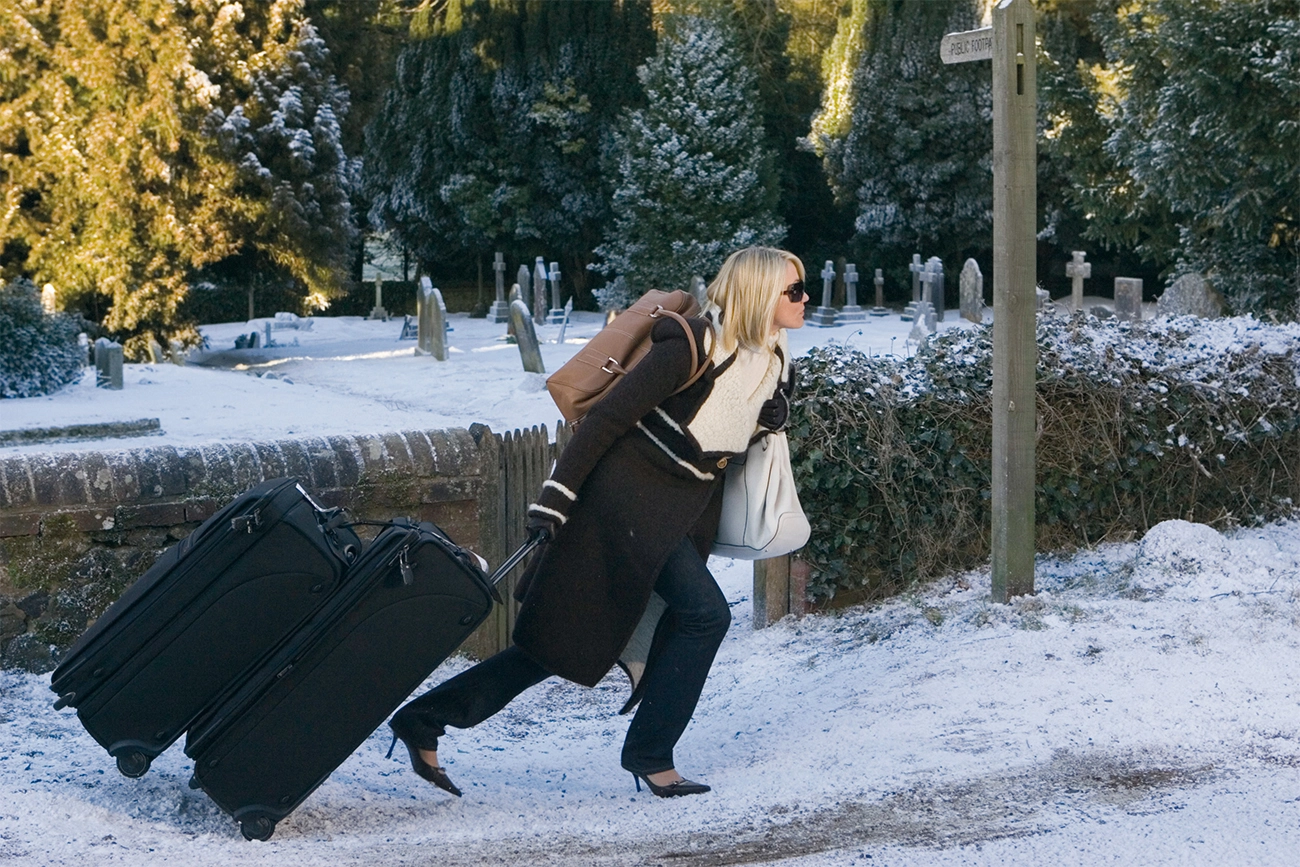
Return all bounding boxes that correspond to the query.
[184,521,535,841]
[50,478,362,778]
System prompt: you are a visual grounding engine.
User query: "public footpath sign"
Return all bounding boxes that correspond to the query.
[939,27,993,64]
[941,0,1037,603]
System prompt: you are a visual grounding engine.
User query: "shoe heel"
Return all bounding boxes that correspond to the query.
[633,773,641,793]
[385,730,398,760]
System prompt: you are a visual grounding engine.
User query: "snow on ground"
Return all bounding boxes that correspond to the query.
[2,300,1299,864]
[3,518,1299,865]
[0,305,982,455]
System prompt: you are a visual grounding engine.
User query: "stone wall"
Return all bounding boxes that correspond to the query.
[0,426,503,672]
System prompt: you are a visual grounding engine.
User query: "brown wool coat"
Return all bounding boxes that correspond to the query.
[512,316,760,688]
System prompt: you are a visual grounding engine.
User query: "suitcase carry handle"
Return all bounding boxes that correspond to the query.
[489,536,542,589]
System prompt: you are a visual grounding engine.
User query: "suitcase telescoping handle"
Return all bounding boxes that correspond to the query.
[489,536,542,588]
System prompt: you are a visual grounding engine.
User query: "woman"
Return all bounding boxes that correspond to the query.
[387,246,808,798]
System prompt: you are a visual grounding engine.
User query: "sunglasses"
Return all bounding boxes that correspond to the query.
[782,281,807,303]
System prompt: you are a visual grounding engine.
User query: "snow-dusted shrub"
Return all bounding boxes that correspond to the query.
[791,314,1300,603]
[0,278,85,399]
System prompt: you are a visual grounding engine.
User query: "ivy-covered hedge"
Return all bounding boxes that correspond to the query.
[0,278,85,399]
[790,315,1300,603]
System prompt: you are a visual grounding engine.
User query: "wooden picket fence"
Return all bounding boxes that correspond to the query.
[468,420,800,658]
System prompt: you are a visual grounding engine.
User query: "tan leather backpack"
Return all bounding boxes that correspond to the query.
[546,290,710,426]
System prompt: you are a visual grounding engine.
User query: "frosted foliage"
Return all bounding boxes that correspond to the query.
[206,22,356,272]
[819,0,990,261]
[592,16,785,304]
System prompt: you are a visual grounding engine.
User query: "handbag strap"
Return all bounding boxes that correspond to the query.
[652,307,711,395]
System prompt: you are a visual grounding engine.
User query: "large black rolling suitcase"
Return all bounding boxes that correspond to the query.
[50,478,362,778]
[184,521,536,841]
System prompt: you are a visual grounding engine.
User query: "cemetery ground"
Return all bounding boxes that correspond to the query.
[2,303,1298,865]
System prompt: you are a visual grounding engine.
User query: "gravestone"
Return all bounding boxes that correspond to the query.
[509,299,545,373]
[488,252,511,323]
[146,338,166,364]
[167,339,186,365]
[546,261,565,324]
[505,283,521,341]
[1114,277,1143,322]
[836,264,866,324]
[533,258,548,325]
[78,332,90,366]
[924,256,945,321]
[417,278,448,361]
[41,284,56,314]
[1035,287,1051,311]
[909,254,925,303]
[870,268,888,316]
[369,276,388,320]
[556,297,574,344]
[263,323,277,348]
[1065,251,1091,313]
[960,259,984,323]
[399,315,418,340]
[808,260,838,327]
[908,301,937,343]
[1157,273,1222,319]
[690,275,708,308]
[94,338,123,389]
[517,264,531,310]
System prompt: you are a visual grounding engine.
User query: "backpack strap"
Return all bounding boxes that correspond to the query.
[652,306,712,395]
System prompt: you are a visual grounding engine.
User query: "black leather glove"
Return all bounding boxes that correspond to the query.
[758,391,789,431]
[526,513,560,543]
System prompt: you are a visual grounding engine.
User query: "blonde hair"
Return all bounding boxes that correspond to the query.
[705,246,805,355]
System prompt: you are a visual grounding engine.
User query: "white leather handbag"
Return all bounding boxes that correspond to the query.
[712,431,811,559]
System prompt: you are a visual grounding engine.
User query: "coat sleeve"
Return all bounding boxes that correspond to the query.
[527,317,705,527]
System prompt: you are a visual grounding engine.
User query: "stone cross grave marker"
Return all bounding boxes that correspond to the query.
[546,261,565,324]
[1157,273,1222,319]
[369,276,388,320]
[94,338,123,389]
[870,268,888,316]
[489,252,510,323]
[533,258,548,325]
[837,264,866,324]
[509,299,545,373]
[1114,277,1143,322]
[1065,251,1091,313]
[909,254,925,303]
[960,258,984,323]
[942,0,1037,601]
[41,284,56,314]
[808,260,838,327]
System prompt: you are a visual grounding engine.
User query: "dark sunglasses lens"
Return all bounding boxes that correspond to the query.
[785,282,806,302]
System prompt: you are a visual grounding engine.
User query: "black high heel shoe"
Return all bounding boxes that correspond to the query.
[632,772,711,798]
[387,721,462,797]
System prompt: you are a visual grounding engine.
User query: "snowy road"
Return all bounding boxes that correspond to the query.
[4,521,1299,865]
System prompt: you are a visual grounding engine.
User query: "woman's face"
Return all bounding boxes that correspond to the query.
[771,261,807,332]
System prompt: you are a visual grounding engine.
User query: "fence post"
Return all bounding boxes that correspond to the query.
[753,553,809,627]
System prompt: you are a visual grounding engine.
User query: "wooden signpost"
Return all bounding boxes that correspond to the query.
[942,0,1037,602]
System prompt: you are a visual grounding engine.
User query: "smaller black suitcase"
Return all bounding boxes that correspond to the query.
[184,521,535,841]
[50,478,361,778]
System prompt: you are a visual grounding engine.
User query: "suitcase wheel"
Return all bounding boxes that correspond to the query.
[240,815,276,842]
[114,750,151,778]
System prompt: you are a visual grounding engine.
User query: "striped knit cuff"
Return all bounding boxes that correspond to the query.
[528,478,577,525]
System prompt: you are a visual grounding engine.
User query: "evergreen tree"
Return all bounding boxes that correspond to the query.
[1088,0,1299,317]
[592,14,785,308]
[0,0,356,357]
[810,0,990,283]
[364,0,654,305]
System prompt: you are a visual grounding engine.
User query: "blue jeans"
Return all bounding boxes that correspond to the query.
[391,536,731,776]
